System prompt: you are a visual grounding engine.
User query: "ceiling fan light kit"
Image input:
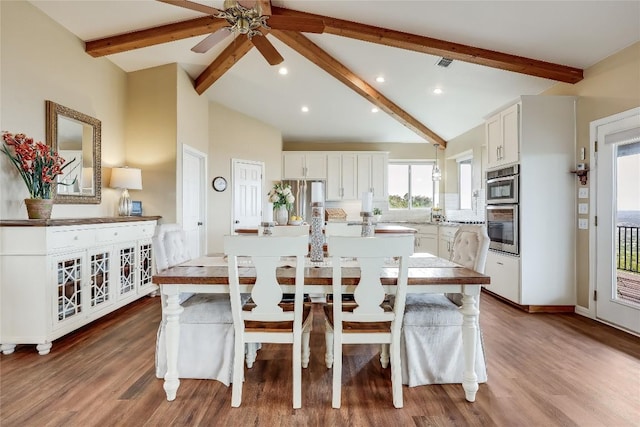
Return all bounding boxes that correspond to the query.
[218,0,269,38]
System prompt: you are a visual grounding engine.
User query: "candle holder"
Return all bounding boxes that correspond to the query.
[261,221,275,236]
[361,211,374,237]
[310,202,324,262]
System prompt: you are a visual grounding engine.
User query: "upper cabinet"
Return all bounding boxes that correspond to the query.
[486,103,519,169]
[357,153,388,201]
[326,153,358,201]
[282,152,327,180]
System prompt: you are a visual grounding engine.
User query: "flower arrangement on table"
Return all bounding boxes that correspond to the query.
[268,182,295,210]
[1,131,75,199]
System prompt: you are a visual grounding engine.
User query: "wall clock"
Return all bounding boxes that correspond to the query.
[212,176,227,192]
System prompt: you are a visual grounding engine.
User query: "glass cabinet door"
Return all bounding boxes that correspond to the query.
[54,254,83,326]
[89,249,113,310]
[117,244,137,299]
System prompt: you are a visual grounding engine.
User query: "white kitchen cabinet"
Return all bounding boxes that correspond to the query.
[326,153,358,201]
[357,153,388,201]
[485,96,577,308]
[282,152,326,179]
[484,251,521,303]
[486,103,519,169]
[414,224,438,254]
[0,217,158,355]
[438,225,458,259]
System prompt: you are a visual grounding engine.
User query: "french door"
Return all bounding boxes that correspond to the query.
[594,108,640,334]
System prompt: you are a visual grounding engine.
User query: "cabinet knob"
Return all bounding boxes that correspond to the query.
[197,222,203,226]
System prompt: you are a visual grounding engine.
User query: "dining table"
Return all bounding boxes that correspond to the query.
[152,253,490,403]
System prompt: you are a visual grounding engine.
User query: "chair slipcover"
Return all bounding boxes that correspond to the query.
[153,223,236,385]
[400,224,489,386]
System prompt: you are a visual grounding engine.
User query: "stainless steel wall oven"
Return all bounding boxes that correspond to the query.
[486,165,519,255]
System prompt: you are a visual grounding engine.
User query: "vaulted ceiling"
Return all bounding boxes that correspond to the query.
[31,1,640,147]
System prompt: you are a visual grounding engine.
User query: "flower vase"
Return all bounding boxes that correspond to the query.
[275,206,289,226]
[25,198,53,220]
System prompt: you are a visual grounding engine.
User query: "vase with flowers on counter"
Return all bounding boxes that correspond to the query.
[268,182,295,225]
[1,131,75,219]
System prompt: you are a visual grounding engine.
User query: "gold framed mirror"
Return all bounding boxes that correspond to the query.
[46,100,101,204]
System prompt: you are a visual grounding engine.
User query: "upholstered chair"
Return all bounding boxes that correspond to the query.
[153,223,237,385]
[399,224,489,386]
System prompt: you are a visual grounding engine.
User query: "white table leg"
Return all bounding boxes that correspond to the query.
[163,286,183,401]
[460,285,480,402]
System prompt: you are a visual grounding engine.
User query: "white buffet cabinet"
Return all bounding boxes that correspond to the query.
[0,217,159,355]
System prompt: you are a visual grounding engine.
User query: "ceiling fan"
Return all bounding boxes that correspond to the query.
[158,0,325,65]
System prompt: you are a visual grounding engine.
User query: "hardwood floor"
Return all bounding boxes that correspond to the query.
[1,292,639,426]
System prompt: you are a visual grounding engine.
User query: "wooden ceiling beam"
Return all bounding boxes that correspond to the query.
[271,30,446,147]
[85,16,227,57]
[194,36,254,94]
[271,7,584,84]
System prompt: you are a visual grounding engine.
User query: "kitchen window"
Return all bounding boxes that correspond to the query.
[458,157,472,209]
[387,161,436,209]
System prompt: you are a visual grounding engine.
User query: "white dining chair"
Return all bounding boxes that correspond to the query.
[399,224,489,387]
[224,234,313,408]
[324,235,414,409]
[153,223,237,385]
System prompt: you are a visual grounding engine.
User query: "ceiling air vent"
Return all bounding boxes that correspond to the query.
[436,57,453,68]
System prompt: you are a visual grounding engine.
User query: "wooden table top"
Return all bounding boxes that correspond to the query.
[153,260,489,287]
[234,224,417,234]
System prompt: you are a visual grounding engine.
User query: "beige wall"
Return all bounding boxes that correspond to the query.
[442,125,486,198]
[444,42,640,310]
[207,102,282,253]
[543,42,640,309]
[0,1,127,219]
[125,64,178,223]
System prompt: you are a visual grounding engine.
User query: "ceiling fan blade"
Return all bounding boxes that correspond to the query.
[156,0,222,16]
[251,35,284,65]
[268,15,324,33]
[192,29,231,53]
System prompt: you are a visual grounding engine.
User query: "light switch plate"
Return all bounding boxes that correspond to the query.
[578,203,588,214]
[578,218,589,229]
[578,188,589,199]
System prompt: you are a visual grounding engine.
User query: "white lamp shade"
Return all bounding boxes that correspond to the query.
[110,167,142,190]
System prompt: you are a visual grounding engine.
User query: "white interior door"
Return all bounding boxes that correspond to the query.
[595,109,640,334]
[182,145,206,257]
[232,159,263,230]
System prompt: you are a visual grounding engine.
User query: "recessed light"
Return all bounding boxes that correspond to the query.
[375,76,385,83]
[278,67,288,75]
[433,88,443,95]
[371,107,379,113]
[301,106,309,113]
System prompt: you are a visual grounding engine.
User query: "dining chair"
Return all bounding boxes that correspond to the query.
[153,223,237,385]
[224,234,313,408]
[399,224,489,387]
[324,235,414,409]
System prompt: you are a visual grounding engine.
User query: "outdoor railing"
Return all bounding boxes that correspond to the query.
[617,225,639,273]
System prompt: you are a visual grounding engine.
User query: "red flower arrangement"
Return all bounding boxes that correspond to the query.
[1,131,75,199]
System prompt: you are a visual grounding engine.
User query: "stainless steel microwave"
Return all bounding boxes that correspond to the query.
[486,165,519,204]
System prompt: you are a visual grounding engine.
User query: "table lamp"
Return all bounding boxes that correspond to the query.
[110,167,142,216]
